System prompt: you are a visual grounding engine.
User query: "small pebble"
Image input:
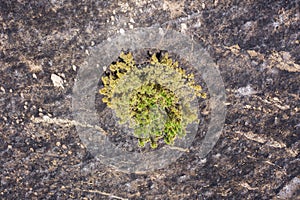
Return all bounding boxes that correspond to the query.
[72,65,77,71]
[51,74,64,88]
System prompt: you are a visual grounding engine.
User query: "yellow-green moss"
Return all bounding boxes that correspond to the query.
[99,52,206,148]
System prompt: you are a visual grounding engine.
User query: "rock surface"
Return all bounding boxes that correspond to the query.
[0,0,299,199]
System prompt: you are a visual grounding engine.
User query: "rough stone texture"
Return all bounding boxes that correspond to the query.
[0,0,299,199]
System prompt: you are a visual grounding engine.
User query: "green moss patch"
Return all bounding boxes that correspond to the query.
[99,52,206,148]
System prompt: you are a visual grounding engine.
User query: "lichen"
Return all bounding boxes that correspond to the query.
[99,51,206,148]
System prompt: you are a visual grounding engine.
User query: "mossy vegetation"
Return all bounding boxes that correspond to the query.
[99,51,206,148]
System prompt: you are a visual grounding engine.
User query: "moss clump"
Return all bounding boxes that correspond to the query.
[130,83,182,148]
[99,51,206,148]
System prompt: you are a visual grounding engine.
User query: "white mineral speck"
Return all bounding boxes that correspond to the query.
[237,85,257,96]
[0,86,5,93]
[181,23,187,33]
[120,28,125,35]
[48,60,53,66]
[130,18,135,23]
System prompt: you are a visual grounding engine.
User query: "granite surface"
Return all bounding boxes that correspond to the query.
[0,0,299,199]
